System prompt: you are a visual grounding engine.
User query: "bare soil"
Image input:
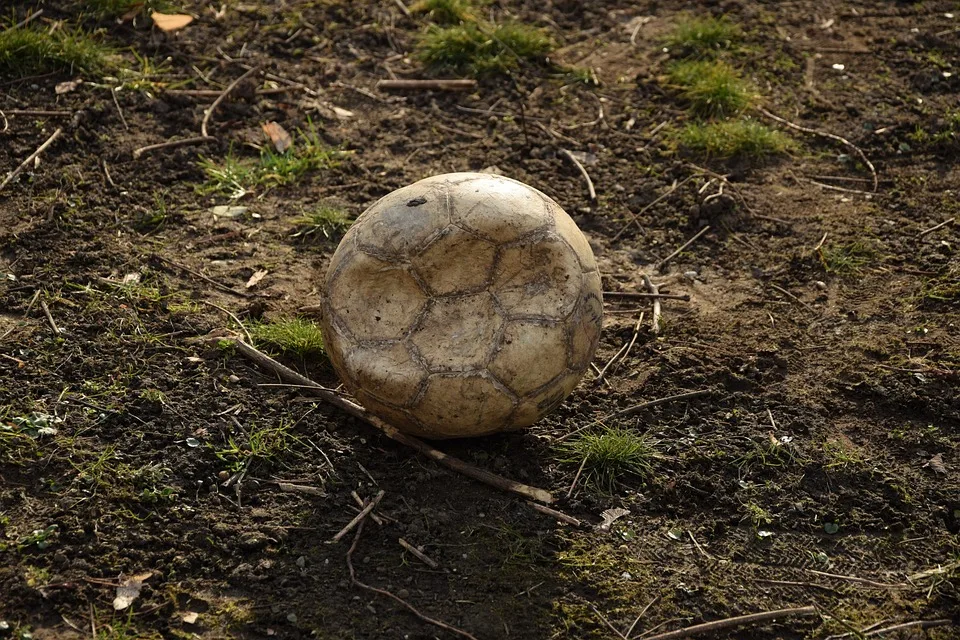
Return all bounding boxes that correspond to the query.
[1,1,958,639]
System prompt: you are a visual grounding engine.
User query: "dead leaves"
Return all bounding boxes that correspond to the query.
[151,12,194,32]
[113,571,153,610]
[262,121,292,153]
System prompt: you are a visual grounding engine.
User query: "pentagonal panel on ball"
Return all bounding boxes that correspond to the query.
[488,320,568,397]
[510,370,582,427]
[448,176,552,244]
[413,373,516,438]
[326,251,427,341]
[344,342,427,407]
[409,293,502,372]
[411,226,497,296]
[492,235,582,318]
[354,184,450,258]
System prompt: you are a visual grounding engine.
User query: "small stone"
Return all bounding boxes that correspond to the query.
[286,613,297,623]
[815,281,827,290]
[296,556,306,568]
[218,470,230,481]
[228,374,240,383]
[398,588,410,599]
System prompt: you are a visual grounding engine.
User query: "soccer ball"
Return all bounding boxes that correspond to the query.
[319,172,602,439]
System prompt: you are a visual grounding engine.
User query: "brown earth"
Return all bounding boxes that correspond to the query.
[1,1,958,639]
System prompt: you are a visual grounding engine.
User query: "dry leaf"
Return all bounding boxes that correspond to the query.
[151,12,194,32]
[597,507,629,532]
[182,611,199,624]
[245,269,268,289]
[332,106,355,118]
[113,571,153,610]
[926,453,947,474]
[261,121,292,153]
[55,79,83,95]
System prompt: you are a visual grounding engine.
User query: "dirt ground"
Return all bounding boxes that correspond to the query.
[1,0,958,638]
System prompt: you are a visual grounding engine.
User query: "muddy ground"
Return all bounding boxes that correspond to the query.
[1,0,958,638]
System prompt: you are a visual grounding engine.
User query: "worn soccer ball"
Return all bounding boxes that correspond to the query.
[319,172,602,439]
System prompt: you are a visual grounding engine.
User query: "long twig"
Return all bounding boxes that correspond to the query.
[655,226,711,272]
[625,595,661,638]
[528,502,583,527]
[0,127,63,193]
[12,9,44,29]
[604,292,691,301]
[555,389,712,443]
[641,606,819,640]
[861,619,952,638]
[348,520,479,640]
[918,217,954,237]
[806,569,906,589]
[566,456,588,498]
[592,605,629,640]
[132,136,215,159]
[39,301,61,335]
[757,107,878,191]
[594,341,629,386]
[559,149,597,202]
[613,175,700,241]
[202,301,252,343]
[612,312,644,375]
[332,490,385,542]
[228,338,555,503]
[201,66,260,138]
[642,275,661,334]
[2,109,72,117]
[398,538,439,569]
[376,79,476,91]
[151,254,251,298]
[769,283,817,314]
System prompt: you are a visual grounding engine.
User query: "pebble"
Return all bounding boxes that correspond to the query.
[815,281,827,290]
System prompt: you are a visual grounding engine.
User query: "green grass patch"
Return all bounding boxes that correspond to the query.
[198,125,339,198]
[817,240,876,275]
[668,60,753,118]
[291,205,353,241]
[249,317,325,357]
[678,119,793,158]
[920,269,960,305]
[558,426,657,492]
[215,421,299,474]
[417,21,555,76]
[666,14,740,57]
[0,23,108,76]
[410,0,478,24]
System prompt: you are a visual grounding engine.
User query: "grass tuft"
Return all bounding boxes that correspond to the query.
[668,60,753,118]
[666,15,740,57]
[410,0,478,24]
[818,241,876,275]
[559,426,657,492]
[0,24,108,76]
[679,119,793,158]
[417,22,554,76]
[291,206,353,241]
[249,318,325,357]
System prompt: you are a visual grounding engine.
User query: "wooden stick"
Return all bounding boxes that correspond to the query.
[655,226,711,272]
[527,501,583,527]
[228,339,555,503]
[769,283,817,314]
[12,9,44,29]
[613,175,700,241]
[757,107,878,191]
[594,341,629,386]
[201,66,260,138]
[861,619,952,638]
[558,149,597,202]
[604,292,690,301]
[592,605,629,640]
[0,127,63,193]
[132,136,215,159]
[376,79,477,91]
[392,0,412,18]
[151,254,251,298]
[610,389,712,420]
[332,490,385,542]
[806,569,907,589]
[39,301,61,335]
[918,217,954,237]
[351,491,384,525]
[804,178,873,196]
[348,521,479,640]
[642,275,661,334]
[398,538,439,569]
[642,606,819,640]
[0,110,71,117]
[567,456,588,498]
[612,312,644,375]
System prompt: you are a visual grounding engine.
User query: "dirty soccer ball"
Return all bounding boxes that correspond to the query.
[319,172,603,439]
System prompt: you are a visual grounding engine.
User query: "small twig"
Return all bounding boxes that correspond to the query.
[151,254,251,298]
[813,232,828,252]
[202,66,260,138]
[642,275,661,334]
[12,9,44,29]
[132,136,215,159]
[376,79,477,91]
[642,606,819,640]
[594,341,630,386]
[228,339,555,503]
[655,226,711,272]
[39,301,61,335]
[592,605,629,640]
[0,127,63,193]
[918,217,954,237]
[625,595,661,639]
[567,456,588,498]
[804,178,874,196]
[558,149,597,202]
[752,578,836,592]
[110,88,128,130]
[613,175,700,241]
[332,490,385,542]
[861,619,952,638]
[398,538,439,569]
[2,109,72,117]
[687,530,712,559]
[202,301,253,343]
[348,521,479,640]
[604,292,690,301]
[757,107,877,191]
[351,490,384,525]
[769,283,817,314]
[102,160,118,189]
[610,389,712,420]
[528,501,583,527]
[806,569,907,589]
[392,0,412,17]
[612,312,644,375]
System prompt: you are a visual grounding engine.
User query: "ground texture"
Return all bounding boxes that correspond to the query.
[1,1,958,638]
